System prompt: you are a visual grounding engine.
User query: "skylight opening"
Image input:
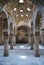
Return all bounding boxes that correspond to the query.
[26,14,28,17]
[20,10,23,12]
[27,8,30,11]
[14,8,17,11]
[21,14,23,17]
[19,0,24,3]
[16,14,18,18]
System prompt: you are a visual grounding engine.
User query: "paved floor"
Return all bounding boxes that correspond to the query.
[0,44,44,65]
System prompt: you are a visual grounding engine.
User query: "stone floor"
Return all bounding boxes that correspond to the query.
[0,44,44,65]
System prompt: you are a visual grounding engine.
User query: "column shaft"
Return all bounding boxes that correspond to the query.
[10,33,13,49]
[31,33,34,50]
[4,33,9,56]
[34,32,40,57]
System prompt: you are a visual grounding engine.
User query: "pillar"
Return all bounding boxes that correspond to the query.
[34,32,40,57]
[13,36,16,46]
[13,27,16,45]
[31,22,34,50]
[10,33,13,49]
[31,33,34,50]
[0,27,2,45]
[28,27,31,45]
[29,34,31,45]
[42,32,44,45]
[4,33,9,56]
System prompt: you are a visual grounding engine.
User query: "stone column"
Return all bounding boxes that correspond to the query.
[42,32,44,45]
[13,36,16,46]
[0,27,2,45]
[29,34,31,45]
[31,22,34,50]
[43,35,44,45]
[10,33,13,49]
[4,33,9,56]
[28,27,31,46]
[13,27,16,46]
[14,26,17,45]
[34,32,40,57]
[31,33,34,50]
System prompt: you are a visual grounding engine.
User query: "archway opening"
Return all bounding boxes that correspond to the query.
[16,26,29,44]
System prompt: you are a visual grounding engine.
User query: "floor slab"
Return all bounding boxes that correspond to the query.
[0,44,44,65]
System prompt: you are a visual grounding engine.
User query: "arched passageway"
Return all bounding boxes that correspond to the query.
[16,26,29,43]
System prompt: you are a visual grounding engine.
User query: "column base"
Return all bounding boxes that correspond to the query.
[30,47,33,50]
[4,51,9,57]
[10,46,13,50]
[34,50,40,57]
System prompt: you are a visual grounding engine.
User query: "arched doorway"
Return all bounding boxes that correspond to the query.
[16,26,29,43]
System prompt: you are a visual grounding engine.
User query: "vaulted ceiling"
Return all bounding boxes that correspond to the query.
[5,0,35,23]
[0,0,44,24]
[0,0,44,6]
